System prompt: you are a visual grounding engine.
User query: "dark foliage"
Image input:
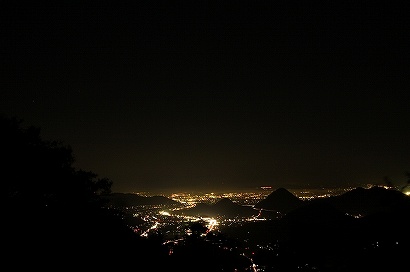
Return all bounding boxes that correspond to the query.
[2,116,112,208]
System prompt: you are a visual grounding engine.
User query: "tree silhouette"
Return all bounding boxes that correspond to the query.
[2,115,168,270]
[2,115,113,209]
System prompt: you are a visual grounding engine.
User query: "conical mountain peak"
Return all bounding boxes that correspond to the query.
[254,187,303,214]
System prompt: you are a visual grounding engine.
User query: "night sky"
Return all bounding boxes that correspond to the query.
[2,1,409,193]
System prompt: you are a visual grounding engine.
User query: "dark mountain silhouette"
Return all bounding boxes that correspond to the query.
[283,200,353,227]
[253,187,304,214]
[225,200,353,243]
[103,192,183,207]
[222,187,410,271]
[175,197,259,218]
[316,186,410,216]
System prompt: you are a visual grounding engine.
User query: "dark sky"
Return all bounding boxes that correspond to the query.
[2,1,409,193]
